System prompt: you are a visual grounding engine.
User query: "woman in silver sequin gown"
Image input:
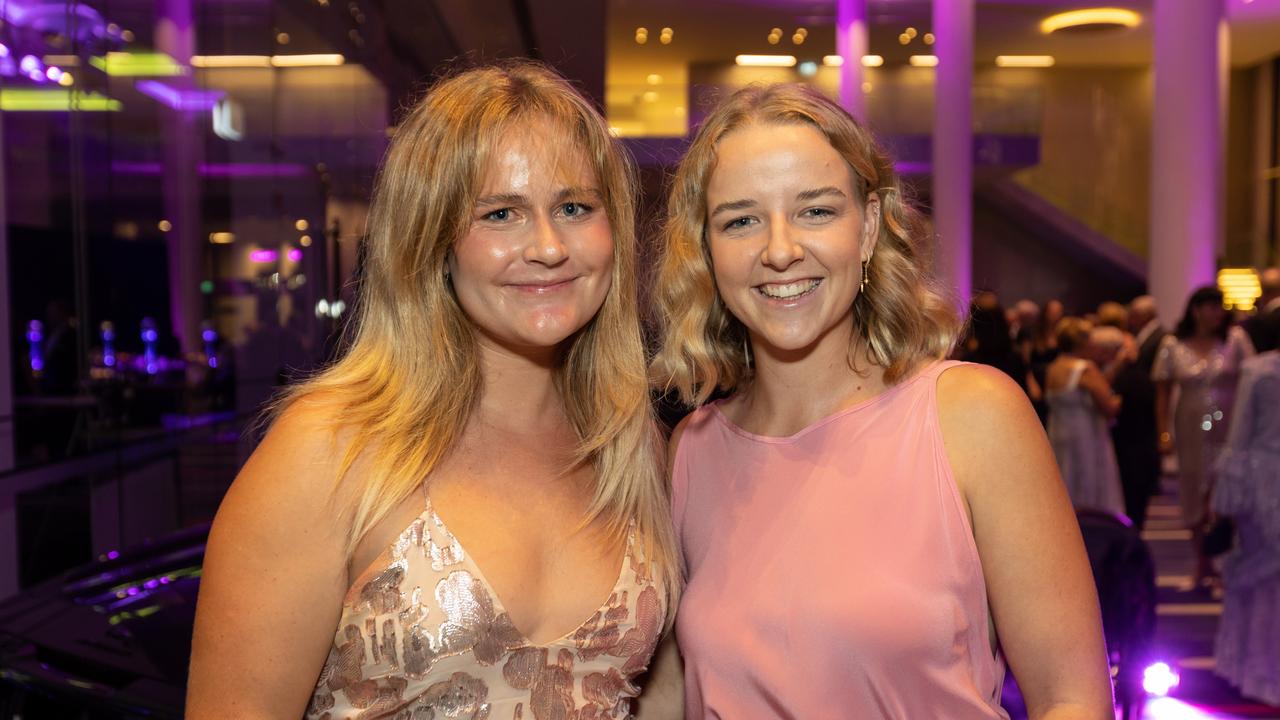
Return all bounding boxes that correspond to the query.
[1154,286,1255,587]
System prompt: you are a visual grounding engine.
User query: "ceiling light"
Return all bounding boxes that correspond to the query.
[823,55,844,67]
[905,27,917,38]
[209,232,235,244]
[899,32,911,45]
[735,54,797,67]
[0,89,120,111]
[909,55,938,67]
[192,55,271,68]
[646,73,662,84]
[792,33,805,45]
[995,55,1055,67]
[271,54,344,67]
[1040,8,1141,34]
[924,33,935,45]
[89,52,185,77]
[861,55,884,67]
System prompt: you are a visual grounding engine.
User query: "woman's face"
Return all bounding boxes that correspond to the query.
[449,121,614,356]
[1192,300,1225,336]
[704,122,879,358]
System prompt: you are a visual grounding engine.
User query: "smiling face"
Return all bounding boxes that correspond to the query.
[705,122,880,359]
[448,120,614,357]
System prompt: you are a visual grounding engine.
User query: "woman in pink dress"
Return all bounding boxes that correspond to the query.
[648,84,1113,718]
[187,63,679,719]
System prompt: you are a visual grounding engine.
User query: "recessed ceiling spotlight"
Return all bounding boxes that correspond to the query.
[1040,8,1141,34]
[923,32,935,45]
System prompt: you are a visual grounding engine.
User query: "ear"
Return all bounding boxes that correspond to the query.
[861,195,881,263]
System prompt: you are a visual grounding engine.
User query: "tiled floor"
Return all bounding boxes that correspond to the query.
[1136,482,1280,719]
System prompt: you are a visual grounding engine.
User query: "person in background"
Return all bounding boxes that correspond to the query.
[1154,286,1255,590]
[1212,322,1280,706]
[1243,267,1280,354]
[1030,298,1066,425]
[961,297,1036,397]
[1045,318,1125,516]
[1096,301,1128,331]
[187,63,679,719]
[650,82,1112,719]
[1109,296,1168,530]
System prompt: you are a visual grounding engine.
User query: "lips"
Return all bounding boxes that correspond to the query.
[505,276,578,294]
[756,278,821,300]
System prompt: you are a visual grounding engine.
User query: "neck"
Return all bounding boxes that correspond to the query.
[740,324,888,434]
[473,339,567,432]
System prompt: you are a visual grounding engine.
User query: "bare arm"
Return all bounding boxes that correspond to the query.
[187,401,354,719]
[1078,362,1122,418]
[939,365,1113,720]
[635,633,685,719]
[1155,381,1173,454]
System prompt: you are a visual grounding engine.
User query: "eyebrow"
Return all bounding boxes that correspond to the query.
[474,187,603,207]
[709,198,757,218]
[795,186,847,202]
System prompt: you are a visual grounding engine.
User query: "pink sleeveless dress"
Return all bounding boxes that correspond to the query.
[672,360,1008,718]
[305,494,665,719]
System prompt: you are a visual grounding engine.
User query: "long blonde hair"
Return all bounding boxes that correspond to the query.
[275,61,679,614]
[651,83,960,405]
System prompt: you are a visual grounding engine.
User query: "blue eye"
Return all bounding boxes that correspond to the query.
[722,217,754,232]
[804,207,835,219]
[562,202,592,217]
[483,208,511,222]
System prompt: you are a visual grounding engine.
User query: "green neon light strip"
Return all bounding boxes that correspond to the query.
[89,52,186,77]
[0,90,122,111]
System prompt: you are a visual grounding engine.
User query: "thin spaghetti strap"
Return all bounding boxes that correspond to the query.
[1067,360,1087,391]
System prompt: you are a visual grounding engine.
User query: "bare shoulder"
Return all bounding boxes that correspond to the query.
[936,363,1052,498]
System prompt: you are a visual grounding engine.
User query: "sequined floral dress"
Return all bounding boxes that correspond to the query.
[1152,326,1255,528]
[305,495,665,720]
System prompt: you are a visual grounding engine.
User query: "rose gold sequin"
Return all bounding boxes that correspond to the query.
[304,502,664,719]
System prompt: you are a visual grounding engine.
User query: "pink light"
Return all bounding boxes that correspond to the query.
[287,248,303,262]
[1142,662,1180,697]
[46,66,62,81]
[249,249,278,263]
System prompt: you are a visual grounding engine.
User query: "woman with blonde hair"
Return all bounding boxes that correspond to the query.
[650,83,1112,718]
[187,62,679,719]
[1045,317,1126,516]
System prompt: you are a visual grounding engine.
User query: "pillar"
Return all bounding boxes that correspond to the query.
[0,108,17,600]
[932,0,974,305]
[1150,0,1224,323]
[836,0,868,121]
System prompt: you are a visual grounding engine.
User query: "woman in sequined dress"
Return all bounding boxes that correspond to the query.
[187,63,680,720]
[1154,285,1255,589]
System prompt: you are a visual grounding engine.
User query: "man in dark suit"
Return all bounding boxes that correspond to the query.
[1110,296,1168,530]
[1243,267,1280,353]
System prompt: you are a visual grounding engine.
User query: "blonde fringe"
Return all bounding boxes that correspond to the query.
[268,61,680,624]
[651,83,960,406]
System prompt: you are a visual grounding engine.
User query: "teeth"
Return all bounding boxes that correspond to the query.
[759,279,819,299]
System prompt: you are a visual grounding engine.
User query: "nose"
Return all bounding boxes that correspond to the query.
[524,214,568,266]
[761,216,803,270]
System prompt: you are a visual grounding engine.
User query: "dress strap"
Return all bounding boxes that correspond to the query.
[1066,360,1088,391]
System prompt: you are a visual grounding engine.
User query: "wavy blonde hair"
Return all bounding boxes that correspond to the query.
[274,61,679,615]
[651,83,960,405]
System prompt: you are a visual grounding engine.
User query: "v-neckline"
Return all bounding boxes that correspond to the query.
[424,494,632,648]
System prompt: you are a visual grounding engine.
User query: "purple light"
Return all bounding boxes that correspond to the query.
[46,66,62,81]
[135,80,224,111]
[250,249,278,263]
[144,579,159,589]
[107,550,120,560]
[287,248,303,262]
[208,356,218,368]
[126,587,139,596]
[201,328,217,343]
[27,69,45,83]
[0,44,9,58]
[1143,662,1180,696]
[19,54,38,73]
[110,161,312,178]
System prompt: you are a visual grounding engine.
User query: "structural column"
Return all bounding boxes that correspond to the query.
[932,0,974,304]
[1150,0,1224,323]
[836,0,868,121]
[0,110,18,600]
[157,0,203,353]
